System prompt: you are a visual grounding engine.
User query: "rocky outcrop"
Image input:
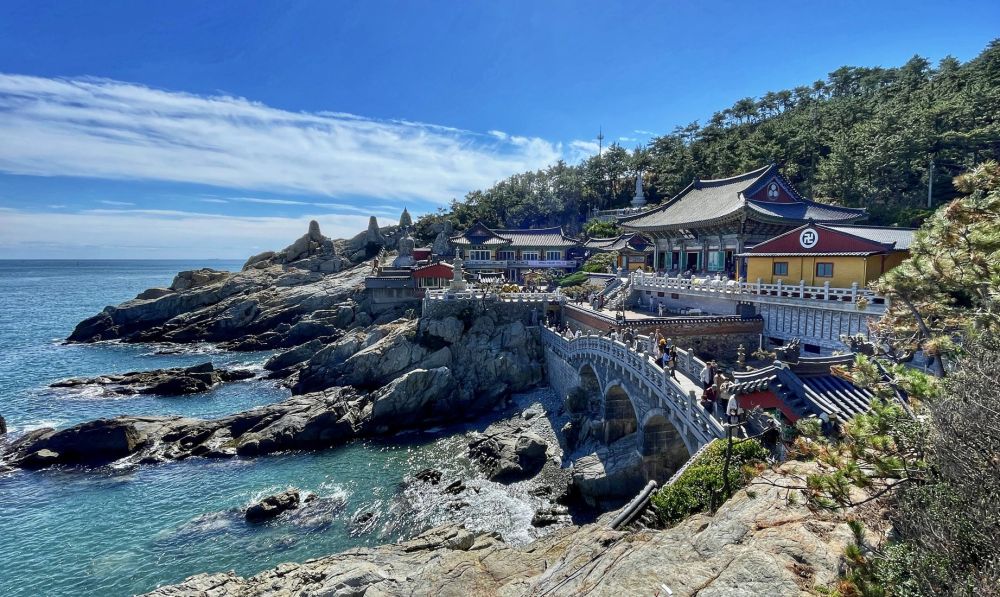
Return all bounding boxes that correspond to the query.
[4,312,545,470]
[0,415,6,435]
[50,363,255,396]
[67,223,371,349]
[572,434,646,507]
[292,314,542,407]
[245,489,302,522]
[144,462,866,596]
[469,430,548,483]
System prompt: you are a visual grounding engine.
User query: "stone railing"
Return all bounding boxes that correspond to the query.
[631,271,886,307]
[423,289,567,303]
[463,259,578,269]
[540,326,725,444]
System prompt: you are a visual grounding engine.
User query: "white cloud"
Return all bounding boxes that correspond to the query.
[634,129,656,136]
[98,199,135,206]
[0,207,370,259]
[0,74,581,204]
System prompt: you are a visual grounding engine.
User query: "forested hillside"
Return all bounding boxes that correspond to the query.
[416,39,1000,239]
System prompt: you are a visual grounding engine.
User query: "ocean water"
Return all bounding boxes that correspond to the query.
[0,261,555,596]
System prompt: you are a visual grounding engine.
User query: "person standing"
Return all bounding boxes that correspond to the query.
[700,362,713,390]
[668,345,678,380]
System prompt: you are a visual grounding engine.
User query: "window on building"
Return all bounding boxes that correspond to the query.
[497,251,515,261]
[772,262,789,276]
[545,250,561,261]
[469,250,491,261]
[816,262,834,278]
[521,251,539,261]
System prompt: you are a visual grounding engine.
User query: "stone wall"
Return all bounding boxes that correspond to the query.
[631,287,876,355]
[564,306,761,361]
[543,345,580,407]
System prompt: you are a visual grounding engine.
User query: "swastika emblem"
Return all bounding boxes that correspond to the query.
[799,229,819,248]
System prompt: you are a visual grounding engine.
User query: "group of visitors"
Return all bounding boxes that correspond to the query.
[648,329,679,380]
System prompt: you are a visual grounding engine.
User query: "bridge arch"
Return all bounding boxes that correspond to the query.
[603,383,638,444]
[566,363,602,415]
[639,410,691,484]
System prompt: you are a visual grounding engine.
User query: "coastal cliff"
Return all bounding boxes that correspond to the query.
[145,461,864,596]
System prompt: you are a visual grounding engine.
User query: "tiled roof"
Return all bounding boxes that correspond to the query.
[584,233,651,252]
[620,163,865,231]
[494,226,580,248]
[450,222,580,248]
[827,226,916,250]
[735,251,880,257]
[621,165,772,230]
[450,222,512,246]
[801,375,875,419]
[747,200,866,223]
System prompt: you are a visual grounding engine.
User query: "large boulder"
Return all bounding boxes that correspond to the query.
[12,418,148,467]
[245,489,301,522]
[572,434,645,507]
[469,430,549,483]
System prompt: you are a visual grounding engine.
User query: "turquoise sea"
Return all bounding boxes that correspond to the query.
[0,261,550,596]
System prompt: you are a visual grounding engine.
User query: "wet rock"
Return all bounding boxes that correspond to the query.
[50,362,255,396]
[469,430,549,483]
[413,468,443,485]
[443,479,465,495]
[531,505,571,528]
[11,418,147,468]
[245,489,301,523]
[0,415,6,435]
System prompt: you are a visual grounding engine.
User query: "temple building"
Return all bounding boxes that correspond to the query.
[449,222,580,281]
[583,232,653,271]
[618,164,866,276]
[739,223,915,288]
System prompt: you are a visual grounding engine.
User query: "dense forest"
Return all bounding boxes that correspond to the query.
[415,39,1000,240]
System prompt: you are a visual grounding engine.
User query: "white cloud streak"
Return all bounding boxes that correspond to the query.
[0,207,371,259]
[0,74,591,204]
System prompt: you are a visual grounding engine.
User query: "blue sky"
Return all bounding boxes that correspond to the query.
[0,0,997,258]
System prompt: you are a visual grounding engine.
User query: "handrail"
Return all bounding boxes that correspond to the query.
[423,289,567,302]
[630,271,887,307]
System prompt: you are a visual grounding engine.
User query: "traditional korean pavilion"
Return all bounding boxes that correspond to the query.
[619,164,866,276]
[583,232,653,271]
[449,222,579,280]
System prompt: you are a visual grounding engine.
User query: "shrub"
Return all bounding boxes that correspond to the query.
[582,252,617,273]
[650,439,768,527]
[558,271,589,287]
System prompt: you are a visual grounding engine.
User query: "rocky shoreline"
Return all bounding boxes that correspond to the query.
[145,461,867,596]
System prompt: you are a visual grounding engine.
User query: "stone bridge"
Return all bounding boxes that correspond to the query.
[541,327,726,496]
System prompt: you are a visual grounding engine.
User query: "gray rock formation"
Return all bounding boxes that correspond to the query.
[143,461,865,596]
[572,434,645,507]
[468,430,548,483]
[245,489,301,522]
[68,249,368,350]
[0,415,6,435]
[5,313,544,470]
[50,363,254,396]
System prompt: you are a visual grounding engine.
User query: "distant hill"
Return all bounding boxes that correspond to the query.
[416,39,1000,241]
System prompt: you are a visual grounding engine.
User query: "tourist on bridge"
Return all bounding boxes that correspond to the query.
[700,361,715,390]
[668,345,678,380]
[657,303,664,317]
